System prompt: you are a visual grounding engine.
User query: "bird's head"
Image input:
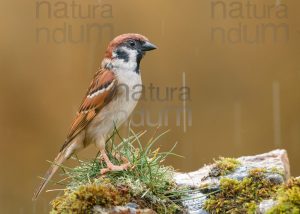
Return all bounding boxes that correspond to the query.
[102,33,157,73]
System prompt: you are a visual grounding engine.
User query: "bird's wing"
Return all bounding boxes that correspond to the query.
[60,68,117,151]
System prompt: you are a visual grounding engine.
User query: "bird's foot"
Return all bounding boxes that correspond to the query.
[99,152,131,174]
[100,162,131,174]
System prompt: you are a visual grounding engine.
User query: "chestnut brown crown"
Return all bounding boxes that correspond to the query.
[104,33,157,58]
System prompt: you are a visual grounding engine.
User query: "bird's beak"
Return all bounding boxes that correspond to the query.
[141,41,157,51]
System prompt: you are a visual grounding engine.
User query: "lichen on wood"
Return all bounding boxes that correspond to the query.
[208,157,241,177]
[50,179,130,214]
[203,168,280,213]
[266,177,300,214]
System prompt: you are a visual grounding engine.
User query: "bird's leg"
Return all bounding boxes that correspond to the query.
[100,149,131,174]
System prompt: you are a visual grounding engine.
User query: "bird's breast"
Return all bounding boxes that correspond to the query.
[86,71,142,141]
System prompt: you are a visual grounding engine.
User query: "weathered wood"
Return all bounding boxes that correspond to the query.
[174,150,290,214]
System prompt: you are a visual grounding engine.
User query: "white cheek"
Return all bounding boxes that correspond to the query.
[112,47,138,72]
[127,48,138,62]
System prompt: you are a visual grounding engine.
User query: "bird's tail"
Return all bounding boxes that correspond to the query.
[32,151,67,200]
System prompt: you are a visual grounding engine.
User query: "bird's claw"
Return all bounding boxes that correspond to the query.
[100,162,131,175]
[98,151,131,174]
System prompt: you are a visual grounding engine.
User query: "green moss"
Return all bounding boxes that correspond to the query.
[203,168,279,214]
[266,177,300,214]
[50,179,130,214]
[209,157,241,177]
[270,167,285,176]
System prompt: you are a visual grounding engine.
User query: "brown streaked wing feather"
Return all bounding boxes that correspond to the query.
[60,69,117,151]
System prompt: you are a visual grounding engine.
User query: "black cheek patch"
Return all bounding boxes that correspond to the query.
[134,51,143,74]
[116,49,129,62]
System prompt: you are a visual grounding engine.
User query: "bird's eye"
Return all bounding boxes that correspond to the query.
[129,40,136,47]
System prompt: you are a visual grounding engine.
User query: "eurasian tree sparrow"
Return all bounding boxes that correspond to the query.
[33,33,157,200]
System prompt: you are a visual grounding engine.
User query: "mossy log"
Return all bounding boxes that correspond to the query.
[175,149,296,213]
[50,149,299,214]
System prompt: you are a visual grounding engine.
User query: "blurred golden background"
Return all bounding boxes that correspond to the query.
[0,0,299,213]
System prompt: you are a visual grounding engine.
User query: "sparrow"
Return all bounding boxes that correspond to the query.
[33,33,157,200]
